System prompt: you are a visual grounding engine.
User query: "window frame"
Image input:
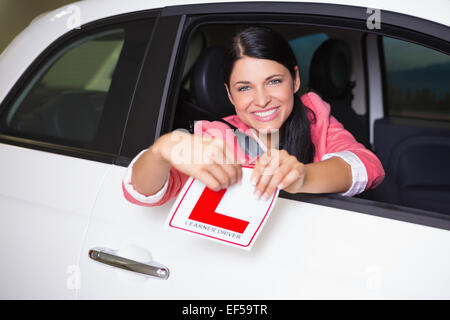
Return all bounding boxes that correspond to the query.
[0,10,159,164]
[116,14,186,165]
[145,4,450,230]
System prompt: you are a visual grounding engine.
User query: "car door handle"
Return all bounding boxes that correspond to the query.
[88,248,169,280]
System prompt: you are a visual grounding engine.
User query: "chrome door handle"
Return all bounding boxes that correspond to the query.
[89,248,169,280]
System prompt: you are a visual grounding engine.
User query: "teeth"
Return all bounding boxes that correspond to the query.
[254,108,278,117]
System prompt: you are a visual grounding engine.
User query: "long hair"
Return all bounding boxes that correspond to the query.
[223,26,315,164]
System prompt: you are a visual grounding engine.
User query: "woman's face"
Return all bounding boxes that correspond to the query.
[225,55,300,133]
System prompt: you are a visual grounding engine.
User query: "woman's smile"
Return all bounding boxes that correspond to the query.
[251,106,281,122]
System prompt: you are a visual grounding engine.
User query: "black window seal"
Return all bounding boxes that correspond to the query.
[281,192,450,231]
[361,33,373,149]
[378,35,389,119]
[0,9,160,165]
[0,134,116,164]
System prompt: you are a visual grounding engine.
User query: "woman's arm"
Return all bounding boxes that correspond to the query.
[129,130,243,198]
[302,91,385,194]
[297,156,352,194]
[131,139,172,197]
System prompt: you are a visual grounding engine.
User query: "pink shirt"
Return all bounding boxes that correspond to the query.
[122,92,385,207]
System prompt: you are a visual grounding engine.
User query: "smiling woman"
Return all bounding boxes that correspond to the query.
[122,26,385,207]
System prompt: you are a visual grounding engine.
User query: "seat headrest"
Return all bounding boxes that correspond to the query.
[190,46,236,118]
[309,39,352,98]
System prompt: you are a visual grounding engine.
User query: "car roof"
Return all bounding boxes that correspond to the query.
[0,0,449,103]
[45,0,448,27]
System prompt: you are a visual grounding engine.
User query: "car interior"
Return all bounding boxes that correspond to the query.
[172,22,450,215]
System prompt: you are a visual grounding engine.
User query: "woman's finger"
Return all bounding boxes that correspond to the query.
[222,141,243,166]
[221,143,244,185]
[261,156,298,198]
[214,141,243,186]
[205,163,233,190]
[196,169,224,191]
[253,152,282,198]
[220,163,241,186]
[278,163,306,193]
[237,163,243,184]
[250,151,272,186]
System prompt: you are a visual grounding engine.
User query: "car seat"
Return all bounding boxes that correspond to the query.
[173,46,235,132]
[370,118,450,215]
[309,39,371,149]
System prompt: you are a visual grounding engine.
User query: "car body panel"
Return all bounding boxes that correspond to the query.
[0,144,110,298]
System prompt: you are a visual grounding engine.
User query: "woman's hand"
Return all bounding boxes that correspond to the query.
[154,130,243,191]
[250,149,306,199]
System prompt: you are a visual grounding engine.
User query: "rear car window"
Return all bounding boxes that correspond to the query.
[289,33,329,95]
[382,36,450,121]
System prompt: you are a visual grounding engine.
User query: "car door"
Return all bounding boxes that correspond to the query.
[77,3,450,299]
[0,14,155,298]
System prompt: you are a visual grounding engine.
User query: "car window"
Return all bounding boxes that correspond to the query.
[4,29,124,143]
[382,36,450,121]
[289,33,329,95]
[0,18,155,156]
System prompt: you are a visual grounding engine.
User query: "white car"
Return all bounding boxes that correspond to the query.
[0,0,449,300]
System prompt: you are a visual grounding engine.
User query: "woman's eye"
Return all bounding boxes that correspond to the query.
[238,86,250,92]
[269,79,282,85]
